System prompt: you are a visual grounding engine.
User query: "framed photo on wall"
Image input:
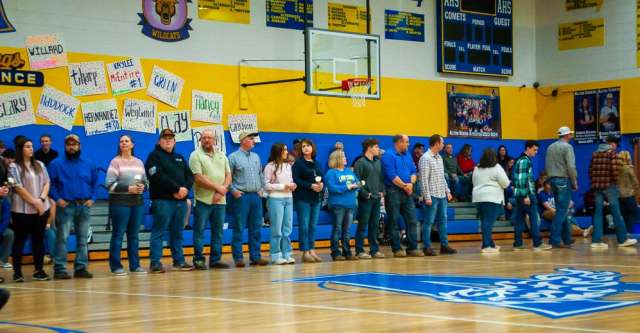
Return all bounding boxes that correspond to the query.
[447,83,501,139]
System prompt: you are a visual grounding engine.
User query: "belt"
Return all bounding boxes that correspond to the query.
[67,199,91,205]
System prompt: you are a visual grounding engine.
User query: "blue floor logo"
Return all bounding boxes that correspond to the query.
[282,268,640,318]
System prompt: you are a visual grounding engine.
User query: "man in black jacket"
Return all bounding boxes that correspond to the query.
[145,129,194,273]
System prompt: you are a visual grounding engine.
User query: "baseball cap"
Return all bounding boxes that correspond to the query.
[557,126,574,137]
[238,131,258,142]
[159,128,175,138]
[606,93,614,99]
[64,134,80,144]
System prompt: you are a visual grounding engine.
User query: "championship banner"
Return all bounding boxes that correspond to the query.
[573,90,598,144]
[138,0,193,42]
[558,18,605,51]
[566,0,603,10]
[266,0,313,30]
[447,84,501,139]
[328,2,367,33]
[385,10,424,42]
[198,0,250,24]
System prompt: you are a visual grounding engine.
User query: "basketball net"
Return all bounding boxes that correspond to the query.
[344,78,372,108]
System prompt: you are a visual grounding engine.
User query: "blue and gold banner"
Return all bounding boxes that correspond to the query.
[0,0,15,33]
[266,0,313,30]
[385,10,424,42]
[138,0,193,42]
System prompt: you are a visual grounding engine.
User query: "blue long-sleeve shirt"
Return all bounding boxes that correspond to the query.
[48,157,99,201]
[325,168,359,209]
[381,147,416,187]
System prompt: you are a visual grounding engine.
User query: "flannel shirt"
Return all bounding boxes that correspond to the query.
[589,148,622,190]
[513,154,535,198]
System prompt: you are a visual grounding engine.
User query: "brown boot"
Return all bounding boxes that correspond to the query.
[302,251,315,263]
[407,249,425,257]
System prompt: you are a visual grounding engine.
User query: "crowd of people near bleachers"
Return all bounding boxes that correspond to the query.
[0,125,637,294]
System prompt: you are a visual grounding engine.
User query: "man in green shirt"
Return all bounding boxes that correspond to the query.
[189,129,231,270]
[441,143,465,200]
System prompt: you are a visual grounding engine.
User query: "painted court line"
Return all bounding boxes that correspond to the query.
[422,258,640,269]
[4,285,629,333]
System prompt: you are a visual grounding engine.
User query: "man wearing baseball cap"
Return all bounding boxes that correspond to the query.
[544,126,577,248]
[49,133,99,279]
[228,131,269,267]
[599,93,619,132]
[145,128,194,273]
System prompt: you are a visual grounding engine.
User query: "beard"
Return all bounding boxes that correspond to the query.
[65,149,81,160]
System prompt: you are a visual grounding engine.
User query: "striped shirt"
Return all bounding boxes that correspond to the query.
[419,150,450,199]
[8,161,51,214]
[104,156,148,206]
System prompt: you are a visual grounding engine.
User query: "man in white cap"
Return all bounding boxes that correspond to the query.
[228,131,269,267]
[544,126,577,248]
[599,93,619,132]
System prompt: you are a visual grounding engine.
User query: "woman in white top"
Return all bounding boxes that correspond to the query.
[472,148,511,253]
[264,143,297,265]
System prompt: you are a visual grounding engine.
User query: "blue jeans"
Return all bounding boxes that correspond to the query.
[330,207,354,258]
[620,196,639,232]
[385,187,418,252]
[232,193,263,262]
[150,200,187,268]
[295,200,321,251]
[593,186,629,244]
[355,197,381,255]
[444,174,461,197]
[193,202,226,264]
[45,225,56,255]
[549,178,573,246]
[422,196,449,249]
[54,203,90,273]
[512,196,543,247]
[476,202,503,249]
[268,197,293,261]
[109,204,144,272]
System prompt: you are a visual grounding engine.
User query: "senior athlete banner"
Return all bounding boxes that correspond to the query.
[447,84,501,139]
[573,87,620,144]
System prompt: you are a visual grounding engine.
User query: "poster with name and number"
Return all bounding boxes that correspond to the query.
[192,125,226,154]
[158,110,191,142]
[228,113,261,143]
[122,98,157,134]
[328,3,367,33]
[82,99,120,136]
[558,18,605,51]
[68,61,108,97]
[37,84,80,131]
[107,58,146,96]
[0,90,35,130]
[385,10,424,42]
[147,66,184,107]
[266,0,313,30]
[25,33,68,70]
[198,0,250,24]
[192,90,223,124]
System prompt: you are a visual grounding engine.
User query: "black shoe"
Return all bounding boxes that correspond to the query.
[74,269,93,279]
[173,263,194,271]
[150,265,166,274]
[54,271,72,280]
[440,245,457,255]
[423,248,438,256]
[250,258,270,266]
[210,262,231,269]
[13,273,24,283]
[32,271,50,281]
[193,260,208,270]
[552,244,572,249]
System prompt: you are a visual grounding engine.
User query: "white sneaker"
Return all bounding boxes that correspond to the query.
[533,244,552,251]
[356,252,372,259]
[372,252,385,259]
[494,245,501,251]
[286,257,295,264]
[583,226,593,238]
[481,247,499,254]
[619,238,638,247]
[112,268,128,276]
[1,261,12,269]
[590,242,609,249]
[131,267,148,275]
[273,258,288,265]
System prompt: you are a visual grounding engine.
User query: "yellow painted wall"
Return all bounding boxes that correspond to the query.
[0,46,539,139]
[537,78,640,139]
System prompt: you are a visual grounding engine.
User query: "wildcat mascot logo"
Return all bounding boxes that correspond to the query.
[282,268,640,318]
[138,0,192,42]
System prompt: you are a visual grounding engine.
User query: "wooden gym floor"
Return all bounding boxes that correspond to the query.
[0,236,639,333]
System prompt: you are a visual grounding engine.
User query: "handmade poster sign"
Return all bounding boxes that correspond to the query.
[147,66,184,107]
[122,98,157,134]
[192,125,226,154]
[0,90,35,130]
[158,110,191,142]
[68,61,108,96]
[107,58,146,95]
[37,84,80,130]
[192,90,223,124]
[25,33,68,70]
[81,99,120,136]
[228,113,260,143]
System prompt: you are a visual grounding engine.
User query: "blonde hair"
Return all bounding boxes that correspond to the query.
[328,150,346,169]
[619,150,632,165]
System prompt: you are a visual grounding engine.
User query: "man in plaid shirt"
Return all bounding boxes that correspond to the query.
[589,136,637,248]
[512,141,551,251]
[419,134,456,256]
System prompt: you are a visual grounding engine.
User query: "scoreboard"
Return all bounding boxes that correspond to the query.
[436,0,513,77]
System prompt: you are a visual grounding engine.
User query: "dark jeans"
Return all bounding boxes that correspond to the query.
[355,197,381,255]
[549,178,573,246]
[512,196,543,247]
[150,200,187,268]
[193,202,226,264]
[620,196,639,232]
[330,207,354,258]
[231,193,263,262]
[11,211,49,275]
[295,200,321,251]
[384,186,418,252]
[476,202,503,249]
[109,204,144,272]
